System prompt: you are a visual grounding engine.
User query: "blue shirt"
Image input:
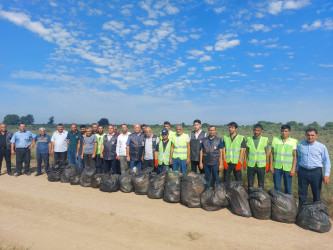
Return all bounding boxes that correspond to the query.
[35,134,51,154]
[297,140,331,177]
[10,131,36,149]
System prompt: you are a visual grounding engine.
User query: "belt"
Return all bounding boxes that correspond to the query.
[16,147,30,150]
[299,166,322,171]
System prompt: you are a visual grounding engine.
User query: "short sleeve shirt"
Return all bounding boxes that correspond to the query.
[66,130,81,150]
[35,134,51,154]
[83,135,97,154]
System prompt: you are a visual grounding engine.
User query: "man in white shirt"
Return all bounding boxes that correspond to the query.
[50,123,68,165]
[190,119,207,174]
[116,124,131,174]
[142,127,159,170]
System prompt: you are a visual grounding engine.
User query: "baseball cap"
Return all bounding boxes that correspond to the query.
[161,129,168,135]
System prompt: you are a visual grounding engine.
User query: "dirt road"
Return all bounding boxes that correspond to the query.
[0,174,332,250]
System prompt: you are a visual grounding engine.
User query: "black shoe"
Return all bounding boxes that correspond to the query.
[8,172,14,176]
[15,172,22,177]
[35,173,42,176]
[24,171,31,176]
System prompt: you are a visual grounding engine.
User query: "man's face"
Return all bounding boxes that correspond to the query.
[57,126,64,133]
[176,126,182,135]
[71,124,77,132]
[19,124,26,132]
[134,125,141,134]
[164,124,171,131]
[121,125,128,133]
[92,124,98,132]
[141,126,146,133]
[253,127,262,137]
[98,126,104,134]
[108,126,114,134]
[40,130,45,136]
[209,127,216,137]
[193,122,201,132]
[162,134,169,140]
[229,126,237,134]
[0,124,6,132]
[306,131,318,144]
[146,128,152,137]
[281,129,290,139]
[80,128,86,135]
[86,129,92,136]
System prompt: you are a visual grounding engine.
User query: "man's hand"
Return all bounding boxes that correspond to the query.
[116,155,120,160]
[100,153,103,159]
[169,158,173,165]
[199,162,203,170]
[28,144,32,150]
[126,156,130,162]
[223,161,228,170]
[265,163,270,173]
[92,153,96,159]
[81,154,84,159]
[243,161,247,169]
[141,156,144,162]
[218,163,223,171]
[290,169,296,176]
[235,162,242,171]
[323,176,330,184]
[186,158,190,164]
[76,152,79,157]
[270,166,274,174]
[11,149,15,155]
[50,150,54,155]
[154,159,158,167]
[295,171,298,177]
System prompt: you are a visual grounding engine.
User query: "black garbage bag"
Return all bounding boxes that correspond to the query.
[164,170,182,203]
[119,169,137,193]
[60,165,77,183]
[99,174,120,192]
[226,182,252,217]
[201,183,229,211]
[141,167,154,174]
[147,172,166,199]
[268,189,297,223]
[91,173,106,188]
[69,168,82,185]
[133,171,150,195]
[296,201,331,233]
[79,165,95,187]
[47,164,64,182]
[248,187,271,220]
[181,172,206,208]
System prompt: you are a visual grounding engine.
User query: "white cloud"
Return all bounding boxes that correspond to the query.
[133,30,150,42]
[268,0,310,15]
[268,1,283,14]
[204,66,217,71]
[215,33,240,51]
[319,64,333,68]
[251,24,271,32]
[199,55,212,62]
[253,64,264,68]
[302,18,333,31]
[187,49,205,58]
[87,8,103,16]
[205,46,213,51]
[165,4,179,15]
[214,7,226,14]
[143,19,159,26]
[94,68,109,74]
[49,1,57,7]
[247,52,270,57]
[190,34,201,39]
[121,4,134,16]
[102,20,132,37]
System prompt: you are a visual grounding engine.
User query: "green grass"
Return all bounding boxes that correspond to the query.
[3,123,333,216]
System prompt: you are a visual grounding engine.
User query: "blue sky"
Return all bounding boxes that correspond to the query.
[0,0,332,125]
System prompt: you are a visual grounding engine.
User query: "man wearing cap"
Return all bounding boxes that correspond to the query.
[190,119,207,174]
[170,125,190,174]
[155,129,172,173]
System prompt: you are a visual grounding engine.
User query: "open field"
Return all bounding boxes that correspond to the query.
[0,174,332,250]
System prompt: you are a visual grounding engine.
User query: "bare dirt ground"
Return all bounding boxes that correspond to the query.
[0,174,332,250]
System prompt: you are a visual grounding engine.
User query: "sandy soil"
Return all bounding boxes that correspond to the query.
[0,174,332,250]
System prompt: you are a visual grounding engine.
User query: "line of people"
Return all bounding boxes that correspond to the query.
[1,120,331,206]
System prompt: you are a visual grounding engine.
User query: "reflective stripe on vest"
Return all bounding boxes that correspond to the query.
[95,134,105,154]
[157,140,171,165]
[272,136,298,171]
[246,136,268,168]
[172,133,188,160]
[223,135,244,164]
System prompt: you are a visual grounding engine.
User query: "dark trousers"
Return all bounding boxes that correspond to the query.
[0,148,12,173]
[54,151,67,164]
[191,161,204,174]
[37,153,49,174]
[223,163,242,183]
[95,154,103,173]
[273,168,292,194]
[298,167,322,206]
[143,160,154,170]
[204,165,219,190]
[16,148,31,174]
[247,166,265,189]
[157,164,171,174]
[104,159,117,174]
[84,154,95,168]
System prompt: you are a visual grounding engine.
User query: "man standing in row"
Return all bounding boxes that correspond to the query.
[95,125,106,173]
[142,127,159,170]
[200,125,223,190]
[116,124,131,174]
[223,122,246,183]
[66,123,81,166]
[81,127,97,168]
[245,124,270,190]
[0,123,13,175]
[34,127,51,176]
[92,123,98,134]
[101,125,118,174]
[10,123,36,176]
[190,119,207,174]
[159,121,176,141]
[155,129,172,174]
[270,124,298,194]
[76,125,86,169]
[126,124,145,171]
[170,125,190,174]
[297,128,331,206]
[51,123,68,165]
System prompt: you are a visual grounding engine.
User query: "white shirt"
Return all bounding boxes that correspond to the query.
[176,134,190,144]
[116,132,131,156]
[144,135,160,160]
[51,130,68,152]
[107,133,115,141]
